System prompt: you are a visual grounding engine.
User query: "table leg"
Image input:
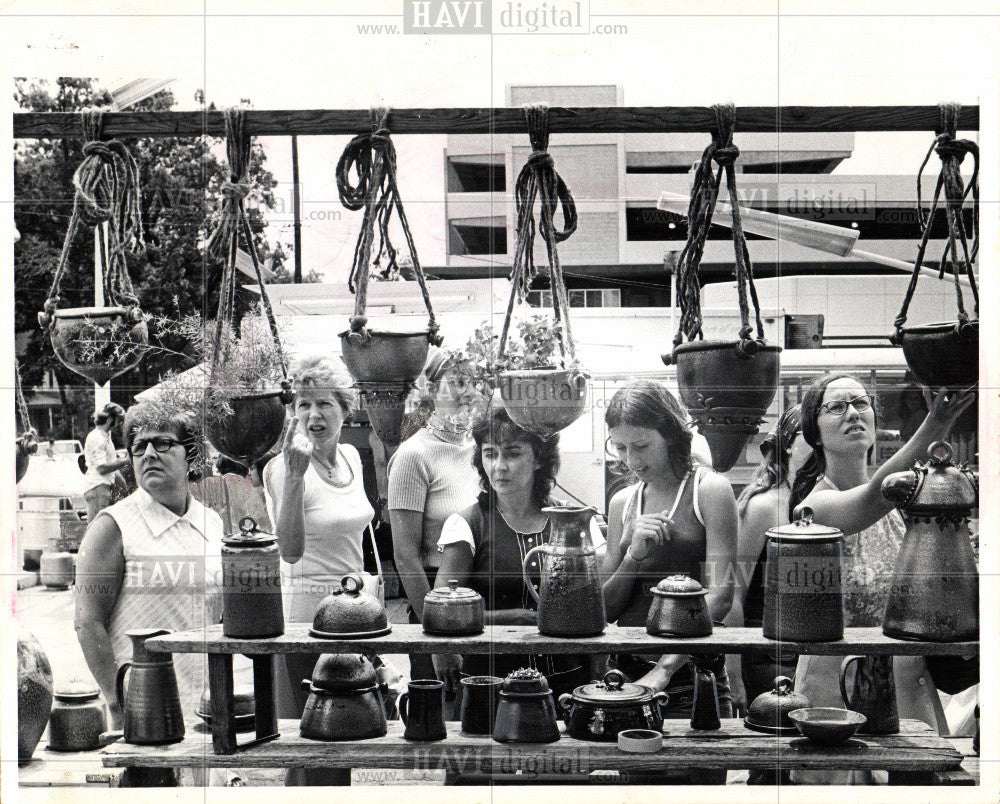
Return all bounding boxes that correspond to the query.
[207,653,237,754]
[252,655,278,740]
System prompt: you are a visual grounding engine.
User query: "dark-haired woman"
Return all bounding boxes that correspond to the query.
[788,373,974,784]
[601,380,737,783]
[431,405,603,704]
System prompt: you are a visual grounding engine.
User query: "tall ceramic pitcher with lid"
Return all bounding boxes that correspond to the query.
[881,441,979,641]
[521,505,606,636]
[115,628,185,745]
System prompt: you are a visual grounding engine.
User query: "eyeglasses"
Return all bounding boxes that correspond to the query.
[130,436,184,456]
[820,395,873,417]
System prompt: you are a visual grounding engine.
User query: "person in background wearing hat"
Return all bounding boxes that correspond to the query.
[83,402,129,521]
[387,348,482,682]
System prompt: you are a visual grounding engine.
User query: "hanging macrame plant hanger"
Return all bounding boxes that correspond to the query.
[494,105,588,437]
[891,102,978,389]
[664,104,780,472]
[37,110,149,386]
[203,108,293,467]
[15,359,38,483]
[335,108,444,450]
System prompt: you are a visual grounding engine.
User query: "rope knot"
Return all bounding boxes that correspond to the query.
[712,143,740,167]
[526,150,554,172]
[82,140,114,159]
[220,180,251,200]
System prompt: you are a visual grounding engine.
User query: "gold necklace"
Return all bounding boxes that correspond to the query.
[311,448,354,487]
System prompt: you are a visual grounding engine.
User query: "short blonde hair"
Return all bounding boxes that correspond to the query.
[292,355,355,414]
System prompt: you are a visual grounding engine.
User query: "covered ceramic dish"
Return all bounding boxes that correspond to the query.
[558,670,670,741]
[423,580,485,636]
[646,574,713,637]
[744,675,811,734]
[47,679,107,752]
[310,573,391,639]
[300,653,387,741]
[493,668,560,744]
[197,684,256,733]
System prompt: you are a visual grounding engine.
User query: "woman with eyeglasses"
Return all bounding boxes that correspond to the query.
[601,379,738,784]
[788,373,974,784]
[74,402,223,784]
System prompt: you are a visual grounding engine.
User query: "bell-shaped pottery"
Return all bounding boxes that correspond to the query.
[744,676,810,735]
[357,381,412,450]
[881,441,979,641]
[340,328,430,385]
[300,654,386,741]
[206,386,292,467]
[17,629,53,765]
[646,574,713,637]
[310,574,392,639]
[45,306,148,386]
[895,320,978,389]
[499,367,589,437]
[664,339,780,472]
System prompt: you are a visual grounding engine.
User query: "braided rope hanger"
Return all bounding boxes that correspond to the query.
[336,107,443,347]
[15,359,35,438]
[37,109,145,329]
[893,102,979,340]
[205,108,288,387]
[497,104,579,364]
[673,104,765,355]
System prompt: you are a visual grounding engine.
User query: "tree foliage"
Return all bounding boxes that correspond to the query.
[14,78,305,435]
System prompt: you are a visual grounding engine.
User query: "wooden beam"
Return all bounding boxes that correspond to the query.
[14,105,980,140]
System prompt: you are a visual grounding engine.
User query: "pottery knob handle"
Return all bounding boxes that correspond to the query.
[557,693,573,719]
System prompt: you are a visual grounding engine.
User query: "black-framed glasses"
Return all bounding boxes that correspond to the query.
[820,395,873,417]
[130,436,184,456]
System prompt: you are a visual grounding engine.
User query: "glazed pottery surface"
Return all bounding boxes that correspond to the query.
[840,655,899,735]
[206,389,287,467]
[48,681,107,752]
[897,320,978,389]
[116,628,185,745]
[221,516,284,638]
[499,368,588,437]
[17,630,53,765]
[399,679,447,741]
[557,670,669,742]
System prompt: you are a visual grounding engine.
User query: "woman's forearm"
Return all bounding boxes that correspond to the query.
[601,553,640,622]
[275,475,306,563]
[75,619,124,726]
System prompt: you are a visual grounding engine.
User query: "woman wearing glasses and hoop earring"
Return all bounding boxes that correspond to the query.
[787,373,974,785]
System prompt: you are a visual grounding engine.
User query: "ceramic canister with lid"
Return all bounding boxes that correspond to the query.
[221,516,284,638]
[422,580,485,636]
[762,508,844,642]
[493,668,561,744]
[47,679,107,752]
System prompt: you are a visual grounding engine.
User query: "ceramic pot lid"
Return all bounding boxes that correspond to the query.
[425,579,482,602]
[570,670,652,705]
[766,507,842,542]
[54,678,100,701]
[651,574,707,597]
[223,516,277,547]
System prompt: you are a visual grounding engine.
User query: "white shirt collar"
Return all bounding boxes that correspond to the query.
[133,487,212,540]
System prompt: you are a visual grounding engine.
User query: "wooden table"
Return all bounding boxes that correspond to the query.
[100,718,965,785]
[144,624,977,760]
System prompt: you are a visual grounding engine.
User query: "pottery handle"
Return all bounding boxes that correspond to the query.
[839,655,863,708]
[398,692,409,726]
[653,691,671,720]
[557,692,573,720]
[521,546,545,606]
[115,662,131,713]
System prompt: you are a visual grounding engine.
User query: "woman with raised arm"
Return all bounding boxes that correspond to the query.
[788,372,974,784]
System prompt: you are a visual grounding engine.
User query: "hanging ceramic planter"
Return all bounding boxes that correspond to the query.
[15,434,37,484]
[667,105,779,470]
[205,386,293,467]
[499,367,589,437]
[355,381,411,450]
[665,339,781,472]
[43,305,148,386]
[18,629,53,765]
[891,104,979,390]
[340,329,431,386]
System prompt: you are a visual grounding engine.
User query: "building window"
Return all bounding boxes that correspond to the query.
[527,289,621,308]
[448,217,507,256]
[446,156,506,193]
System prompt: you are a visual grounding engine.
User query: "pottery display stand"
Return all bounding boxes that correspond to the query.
[91,625,977,785]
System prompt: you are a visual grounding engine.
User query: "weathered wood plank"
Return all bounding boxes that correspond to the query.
[100,719,963,773]
[146,624,979,657]
[14,105,980,140]
[207,654,236,755]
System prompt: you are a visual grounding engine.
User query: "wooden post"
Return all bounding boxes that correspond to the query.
[291,135,302,284]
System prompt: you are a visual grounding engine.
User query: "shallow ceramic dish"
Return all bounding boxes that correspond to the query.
[788,707,867,745]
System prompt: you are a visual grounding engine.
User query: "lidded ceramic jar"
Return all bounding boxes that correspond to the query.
[646,574,713,637]
[744,676,811,734]
[48,679,107,752]
[422,580,485,636]
[310,573,391,638]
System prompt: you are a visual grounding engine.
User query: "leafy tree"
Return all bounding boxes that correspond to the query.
[14,78,307,435]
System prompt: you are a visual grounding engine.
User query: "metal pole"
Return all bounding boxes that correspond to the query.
[291,135,303,283]
[94,224,111,408]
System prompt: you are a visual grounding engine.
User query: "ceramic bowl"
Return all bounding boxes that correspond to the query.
[788,707,867,745]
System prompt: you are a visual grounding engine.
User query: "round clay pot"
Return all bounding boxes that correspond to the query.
[498,367,589,437]
[665,340,781,472]
[340,329,430,384]
[896,320,978,389]
[16,434,37,484]
[46,307,148,386]
[17,629,53,765]
[40,551,75,590]
[206,389,288,467]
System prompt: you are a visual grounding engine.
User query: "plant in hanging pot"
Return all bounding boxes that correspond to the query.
[156,308,293,468]
[40,304,150,386]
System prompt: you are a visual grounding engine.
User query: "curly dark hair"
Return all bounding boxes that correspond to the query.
[471,406,559,509]
[122,402,201,473]
[604,379,693,480]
